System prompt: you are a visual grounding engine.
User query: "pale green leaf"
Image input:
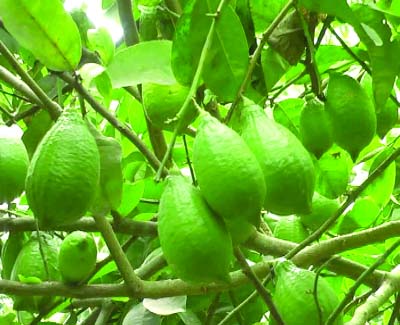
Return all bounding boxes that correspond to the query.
[107,40,175,88]
[0,0,82,71]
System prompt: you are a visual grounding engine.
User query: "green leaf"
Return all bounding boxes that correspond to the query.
[87,121,124,216]
[337,197,381,234]
[117,181,145,216]
[261,47,290,92]
[87,27,115,66]
[122,303,161,325]
[202,5,249,101]
[362,147,396,207]
[353,4,400,110]
[171,0,219,85]
[273,98,304,138]
[316,146,352,199]
[143,296,187,315]
[0,0,82,71]
[249,0,286,34]
[22,110,53,159]
[17,274,42,284]
[106,40,176,88]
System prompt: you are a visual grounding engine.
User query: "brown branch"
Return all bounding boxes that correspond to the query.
[117,0,140,45]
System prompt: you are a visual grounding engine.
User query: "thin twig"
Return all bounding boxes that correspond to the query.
[225,0,296,123]
[233,247,284,325]
[0,41,62,119]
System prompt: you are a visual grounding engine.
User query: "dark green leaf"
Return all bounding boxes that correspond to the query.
[202,5,249,101]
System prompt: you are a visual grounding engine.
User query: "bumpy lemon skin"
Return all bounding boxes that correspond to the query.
[142,82,198,132]
[272,261,343,325]
[0,125,29,204]
[25,108,100,228]
[193,114,266,243]
[238,102,315,216]
[325,73,376,161]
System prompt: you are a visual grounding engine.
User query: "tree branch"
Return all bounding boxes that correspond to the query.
[117,0,140,45]
[92,215,143,295]
[0,216,157,237]
[0,260,273,299]
[293,221,400,267]
[348,265,400,325]
[0,65,42,106]
[0,41,62,119]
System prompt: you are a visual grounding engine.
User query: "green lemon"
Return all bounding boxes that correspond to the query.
[273,216,309,243]
[142,82,198,132]
[325,73,376,161]
[11,233,60,313]
[316,146,352,199]
[300,98,333,159]
[0,125,29,204]
[1,231,25,280]
[158,175,233,283]
[272,260,343,325]
[238,99,315,215]
[26,107,100,228]
[58,231,97,284]
[192,113,266,243]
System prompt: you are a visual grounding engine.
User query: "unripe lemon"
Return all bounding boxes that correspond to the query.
[193,114,266,243]
[142,82,198,132]
[0,125,29,204]
[58,231,97,284]
[272,260,343,325]
[325,73,376,161]
[26,108,100,227]
[300,98,333,159]
[11,233,60,313]
[299,192,340,231]
[273,216,309,243]
[238,99,315,216]
[158,175,233,283]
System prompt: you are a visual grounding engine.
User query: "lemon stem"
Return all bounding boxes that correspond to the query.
[233,247,284,325]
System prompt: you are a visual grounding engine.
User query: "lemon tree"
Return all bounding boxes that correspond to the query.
[1,1,400,324]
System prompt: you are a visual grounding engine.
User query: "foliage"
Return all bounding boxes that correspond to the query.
[0,0,400,324]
